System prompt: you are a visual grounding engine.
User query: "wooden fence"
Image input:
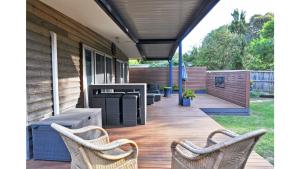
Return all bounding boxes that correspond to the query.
[207,70,250,108]
[129,67,207,90]
[250,71,274,94]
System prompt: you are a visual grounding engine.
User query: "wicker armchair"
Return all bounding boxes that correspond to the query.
[51,123,138,169]
[171,129,266,169]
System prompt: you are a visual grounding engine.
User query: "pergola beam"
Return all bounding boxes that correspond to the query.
[138,39,176,44]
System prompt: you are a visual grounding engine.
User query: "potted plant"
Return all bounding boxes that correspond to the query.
[182,89,196,106]
[163,86,172,97]
[172,84,179,93]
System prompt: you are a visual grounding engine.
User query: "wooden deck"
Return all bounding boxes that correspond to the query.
[27,94,273,169]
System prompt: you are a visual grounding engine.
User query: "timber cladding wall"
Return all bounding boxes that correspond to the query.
[206,71,250,108]
[26,0,128,124]
[129,67,207,90]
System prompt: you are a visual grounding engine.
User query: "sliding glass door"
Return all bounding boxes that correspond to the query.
[115,60,121,83]
[106,57,113,83]
[124,63,128,83]
[83,45,128,107]
[95,53,105,84]
[83,45,113,107]
[115,60,128,83]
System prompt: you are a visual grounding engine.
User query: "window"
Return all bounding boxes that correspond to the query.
[115,60,121,83]
[115,60,128,83]
[95,53,105,84]
[124,63,128,83]
[120,62,124,82]
[85,49,93,85]
[106,57,112,83]
[82,45,113,107]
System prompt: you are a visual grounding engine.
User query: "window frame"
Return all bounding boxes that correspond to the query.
[82,44,95,107]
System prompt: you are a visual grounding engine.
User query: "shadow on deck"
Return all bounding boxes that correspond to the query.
[27,94,273,169]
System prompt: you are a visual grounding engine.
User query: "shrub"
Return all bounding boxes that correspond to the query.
[173,84,179,90]
[183,89,196,100]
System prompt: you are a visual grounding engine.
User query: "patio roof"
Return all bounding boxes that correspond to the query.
[41,0,219,60]
[96,0,220,60]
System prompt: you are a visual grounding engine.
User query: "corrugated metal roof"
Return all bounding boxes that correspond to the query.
[96,0,219,60]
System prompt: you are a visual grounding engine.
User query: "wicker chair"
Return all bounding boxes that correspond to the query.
[51,123,138,169]
[171,129,266,169]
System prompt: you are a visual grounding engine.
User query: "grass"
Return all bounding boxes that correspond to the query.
[211,99,274,164]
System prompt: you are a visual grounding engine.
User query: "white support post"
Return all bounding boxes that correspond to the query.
[50,31,60,116]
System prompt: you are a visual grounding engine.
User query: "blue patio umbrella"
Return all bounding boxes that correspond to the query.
[182,64,188,90]
[182,63,188,81]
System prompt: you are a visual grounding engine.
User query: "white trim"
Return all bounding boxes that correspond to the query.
[50,31,60,115]
[105,54,113,59]
[116,59,124,63]
[82,46,88,108]
[82,44,94,108]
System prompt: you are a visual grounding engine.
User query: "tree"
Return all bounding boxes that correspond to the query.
[246,13,274,41]
[229,9,247,35]
[227,9,248,69]
[192,25,244,70]
[243,19,274,70]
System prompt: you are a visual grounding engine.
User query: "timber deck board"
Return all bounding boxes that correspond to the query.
[27,94,273,169]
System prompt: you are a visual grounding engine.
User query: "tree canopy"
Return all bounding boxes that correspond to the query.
[187,25,244,70]
[243,19,274,70]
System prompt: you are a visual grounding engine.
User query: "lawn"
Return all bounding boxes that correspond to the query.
[211,99,274,164]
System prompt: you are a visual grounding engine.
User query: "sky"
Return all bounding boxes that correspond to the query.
[182,0,274,54]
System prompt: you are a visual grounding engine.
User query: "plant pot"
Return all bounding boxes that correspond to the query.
[164,88,172,97]
[182,97,191,106]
